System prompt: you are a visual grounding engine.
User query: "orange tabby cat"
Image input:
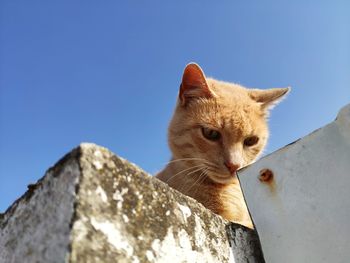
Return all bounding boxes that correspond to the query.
[156,63,289,228]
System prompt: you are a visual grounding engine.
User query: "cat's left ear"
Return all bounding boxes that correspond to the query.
[249,87,291,110]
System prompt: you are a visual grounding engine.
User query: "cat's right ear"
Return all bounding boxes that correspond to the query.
[179,63,213,106]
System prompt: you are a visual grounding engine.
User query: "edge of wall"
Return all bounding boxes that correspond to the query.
[0,143,264,263]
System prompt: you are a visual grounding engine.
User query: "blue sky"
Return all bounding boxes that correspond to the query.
[1,1,349,212]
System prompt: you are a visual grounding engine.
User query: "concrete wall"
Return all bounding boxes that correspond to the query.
[0,143,264,263]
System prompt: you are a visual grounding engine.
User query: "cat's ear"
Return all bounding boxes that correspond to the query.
[249,87,290,110]
[179,63,213,106]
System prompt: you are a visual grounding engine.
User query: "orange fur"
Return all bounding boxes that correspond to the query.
[156,63,289,228]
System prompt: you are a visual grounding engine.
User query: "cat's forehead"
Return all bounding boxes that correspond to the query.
[205,100,262,133]
[193,79,265,134]
[207,78,249,100]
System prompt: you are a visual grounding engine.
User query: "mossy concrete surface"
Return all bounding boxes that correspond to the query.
[0,143,264,263]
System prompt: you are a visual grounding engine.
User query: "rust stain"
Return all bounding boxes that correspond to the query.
[259,168,273,182]
[258,168,288,219]
[259,168,276,194]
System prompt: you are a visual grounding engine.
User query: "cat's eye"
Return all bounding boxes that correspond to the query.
[244,136,259,147]
[201,127,221,141]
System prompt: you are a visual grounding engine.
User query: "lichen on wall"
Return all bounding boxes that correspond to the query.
[69,144,233,263]
[0,150,81,263]
[0,143,264,263]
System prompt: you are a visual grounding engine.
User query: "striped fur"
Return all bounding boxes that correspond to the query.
[156,63,289,229]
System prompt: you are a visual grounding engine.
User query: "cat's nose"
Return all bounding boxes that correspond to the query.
[224,161,240,174]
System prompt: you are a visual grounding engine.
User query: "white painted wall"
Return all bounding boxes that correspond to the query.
[238,103,350,263]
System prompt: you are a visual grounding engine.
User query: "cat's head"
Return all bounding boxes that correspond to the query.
[168,63,290,184]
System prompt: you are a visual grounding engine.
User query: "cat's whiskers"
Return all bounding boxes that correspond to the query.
[183,167,209,194]
[163,157,220,176]
[165,164,206,184]
[204,167,226,181]
[178,166,207,193]
[164,158,217,187]
[163,157,212,166]
[206,163,220,170]
[206,164,224,173]
[192,169,209,197]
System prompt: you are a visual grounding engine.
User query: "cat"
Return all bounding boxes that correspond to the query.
[156,63,289,229]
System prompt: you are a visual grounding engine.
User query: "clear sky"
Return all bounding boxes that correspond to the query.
[1,1,349,212]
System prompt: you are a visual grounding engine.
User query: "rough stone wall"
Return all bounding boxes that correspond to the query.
[70,144,232,262]
[0,143,264,263]
[0,151,80,263]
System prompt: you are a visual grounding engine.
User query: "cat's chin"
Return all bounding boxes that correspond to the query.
[207,171,236,185]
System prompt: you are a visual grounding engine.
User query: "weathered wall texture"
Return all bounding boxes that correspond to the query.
[238,103,350,263]
[0,143,264,263]
[0,151,80,263]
